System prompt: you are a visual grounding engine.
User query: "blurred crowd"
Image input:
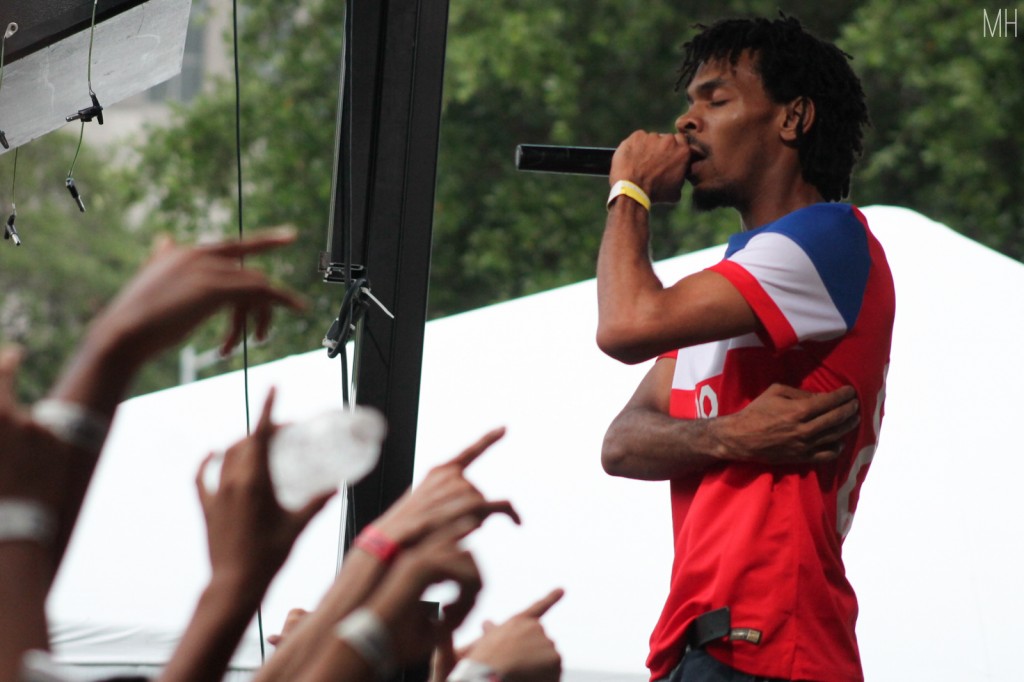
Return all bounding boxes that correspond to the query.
[0,231,562,682]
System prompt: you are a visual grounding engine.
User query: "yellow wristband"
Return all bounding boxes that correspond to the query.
[607,180,651,212]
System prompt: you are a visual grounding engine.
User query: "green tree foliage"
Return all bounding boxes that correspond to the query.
[130,0,346,375]
[134,0,863,342]
[430,0,863,314]
[0,133,156,400]
[843,1,1024,260]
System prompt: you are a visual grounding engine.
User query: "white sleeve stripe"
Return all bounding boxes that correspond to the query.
[731,232,849,342]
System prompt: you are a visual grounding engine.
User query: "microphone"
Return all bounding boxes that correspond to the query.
[515,144,615,176]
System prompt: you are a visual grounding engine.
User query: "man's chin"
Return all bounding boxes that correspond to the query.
[691,184,736,213]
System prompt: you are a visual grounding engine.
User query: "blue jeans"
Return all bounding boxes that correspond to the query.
[659,649,788,682]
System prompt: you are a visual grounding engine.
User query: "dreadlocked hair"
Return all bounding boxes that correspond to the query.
[677,14,869,201]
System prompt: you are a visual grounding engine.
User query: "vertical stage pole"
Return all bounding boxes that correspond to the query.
[323,0,450,538]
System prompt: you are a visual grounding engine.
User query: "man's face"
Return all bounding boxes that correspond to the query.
[676,51,784,213]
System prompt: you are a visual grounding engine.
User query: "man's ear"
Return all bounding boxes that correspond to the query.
[780,96,814,143]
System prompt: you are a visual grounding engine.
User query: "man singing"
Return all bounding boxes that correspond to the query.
[597,16,893,682]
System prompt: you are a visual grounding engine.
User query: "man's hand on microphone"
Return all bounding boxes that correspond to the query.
[610,130,690,204]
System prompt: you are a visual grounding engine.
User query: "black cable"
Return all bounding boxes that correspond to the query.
[230,0,263,664]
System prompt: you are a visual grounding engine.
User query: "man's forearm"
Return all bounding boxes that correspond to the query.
[48,313,143,418]
[0,544,51,682]
[603,381,860,481]
[44,320,141,567]
[596,198,667,364]
[158,573,266,682]
[602,404,727,481]
[255,550,388,681]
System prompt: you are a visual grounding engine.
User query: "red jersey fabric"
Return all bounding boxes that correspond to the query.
[646,204,895,681]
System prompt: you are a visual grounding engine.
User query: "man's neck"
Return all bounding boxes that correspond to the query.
[739,169,826,231]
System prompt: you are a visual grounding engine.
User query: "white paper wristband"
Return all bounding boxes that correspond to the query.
[31,400,110,453]
[0,499,57,547]
[335,608,396,679]
[448,659,503,682]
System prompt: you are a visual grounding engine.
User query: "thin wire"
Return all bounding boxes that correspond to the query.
[87,0,98,96]
[10,147,17,201]
[230,0,263,664]
[232,0,250,437]
[67,0,98,180]
[67,123,86,178]
[0,28,8,95]
[2,27,13,213]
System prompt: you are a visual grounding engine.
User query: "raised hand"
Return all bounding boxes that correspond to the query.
[100,230,306,365]
[371,427,520,549]
[196,388,334,587]
[454,589,564,682]
[610,130,691,204]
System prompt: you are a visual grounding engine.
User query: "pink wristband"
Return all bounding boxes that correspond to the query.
[354,525,400,564]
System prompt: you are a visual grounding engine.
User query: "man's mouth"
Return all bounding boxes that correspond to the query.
[687,149,707,179]
[686,138,709,177]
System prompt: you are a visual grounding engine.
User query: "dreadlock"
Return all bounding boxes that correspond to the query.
[677,14,869,201]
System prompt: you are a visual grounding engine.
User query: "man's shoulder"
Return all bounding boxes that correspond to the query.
[756,203,869,265]
[725,203,867,260]
[768,202,866,240]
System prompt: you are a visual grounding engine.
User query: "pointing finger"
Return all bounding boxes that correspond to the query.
[519,588,565,619]
[448,427,506,469]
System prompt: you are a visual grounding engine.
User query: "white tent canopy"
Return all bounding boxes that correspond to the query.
[47,206,1024,680]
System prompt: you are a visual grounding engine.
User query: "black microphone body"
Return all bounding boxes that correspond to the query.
[515,144,615,176]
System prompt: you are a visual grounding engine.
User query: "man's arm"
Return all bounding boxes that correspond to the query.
[158,389,333,682]
[596,131,758,364]
[256,429,519,681]
[44,231,304,565]
[602,358,861,481]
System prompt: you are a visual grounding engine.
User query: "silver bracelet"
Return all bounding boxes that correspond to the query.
[0,499,56,547]
[334,608,396,679]
[448,659,503,682]
[21,649,77,682]
[31,399,110,453]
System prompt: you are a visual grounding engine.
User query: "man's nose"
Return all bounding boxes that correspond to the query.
[675,110,700,134]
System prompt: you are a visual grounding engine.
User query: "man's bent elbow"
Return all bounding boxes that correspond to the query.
[596,325,649,365]
[601,430,632,477]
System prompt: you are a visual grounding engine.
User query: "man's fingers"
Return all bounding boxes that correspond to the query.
[801,386,857,418]
[448,426,507,469]
[150,233,176,258]
[478,500,521,526]
[440,554,482,630]
[257,387,277,433]
[203,229,298,259]
[195,452,216,504]
[805,394,860,436]
[519,588,565,619]
[220,307,247,356]
[255,304,273,342]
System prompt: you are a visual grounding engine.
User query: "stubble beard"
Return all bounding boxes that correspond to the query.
[691,181,745,213]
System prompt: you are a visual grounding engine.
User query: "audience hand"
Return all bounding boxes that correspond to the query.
[100,230,306,365]
[364,519,482,668]
[372,427,520,550]
[268,608,309,647]
[196,388,333,587]
[448,589,564,682]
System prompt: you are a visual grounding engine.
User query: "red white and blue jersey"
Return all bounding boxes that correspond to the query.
[646,204,895,682]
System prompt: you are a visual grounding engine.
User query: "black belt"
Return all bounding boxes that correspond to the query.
[685,607,731,649]
[685,607,763,650]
